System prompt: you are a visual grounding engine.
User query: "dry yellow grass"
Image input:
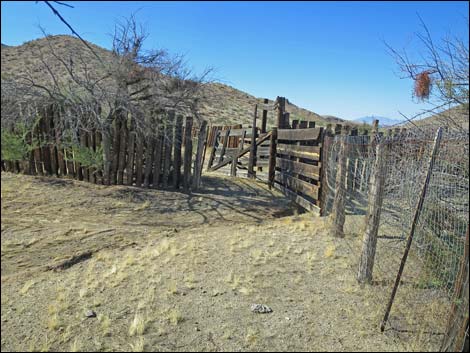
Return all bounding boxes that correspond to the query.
[1,172,447,352]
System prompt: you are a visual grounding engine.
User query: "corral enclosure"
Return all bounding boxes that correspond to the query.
[2,94,469,351]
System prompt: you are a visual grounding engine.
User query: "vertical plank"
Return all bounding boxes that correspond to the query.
[95,131,103,184]
[173,115,184,189]
[183,117,194,192]
[152,122,164,189]
[248,104,258,179]
[231,130,246,177]
[201,125,210,172]
[54,114,66,177]
[134,131,144,187]
[125,128,136,186]
[117,118,128,185]
[218,128,231,164]
[46,109,58,177]
[80,130,89,182]
[110,118,121,185]
[163,111,175,188]
[87,130,96,184]
[207,128,220,170]
[192,120,208,190]
[41,113,52,175]
[33,120,43,176]
[143,136,154,188]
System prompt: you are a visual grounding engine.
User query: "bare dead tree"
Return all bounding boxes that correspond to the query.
[2,15,214,181]
[385,14,469,131]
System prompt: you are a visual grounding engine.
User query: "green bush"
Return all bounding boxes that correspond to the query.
[1,125,37,161]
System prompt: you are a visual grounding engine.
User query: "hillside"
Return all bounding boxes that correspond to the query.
[1,35,345,128]
[404,105,469,131]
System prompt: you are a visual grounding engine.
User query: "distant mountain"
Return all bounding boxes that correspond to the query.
[352,116,405,127]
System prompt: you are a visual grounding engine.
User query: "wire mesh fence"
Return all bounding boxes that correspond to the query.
[322,127,469,351]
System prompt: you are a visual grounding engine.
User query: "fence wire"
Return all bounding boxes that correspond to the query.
[323,127,469,351]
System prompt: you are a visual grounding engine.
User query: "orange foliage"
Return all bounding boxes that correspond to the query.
[414,71,432,100]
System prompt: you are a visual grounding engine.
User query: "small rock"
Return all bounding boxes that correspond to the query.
[251,304,273,314]
[285,317,290,321]
[85,310,97,318]
[195,327,200,332]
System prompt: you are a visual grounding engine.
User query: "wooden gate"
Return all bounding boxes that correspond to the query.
[271,126,324,213]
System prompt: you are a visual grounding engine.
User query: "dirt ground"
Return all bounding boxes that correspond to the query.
[1,172,443,352]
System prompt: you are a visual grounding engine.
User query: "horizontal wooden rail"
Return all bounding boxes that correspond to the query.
[209,132,272,172]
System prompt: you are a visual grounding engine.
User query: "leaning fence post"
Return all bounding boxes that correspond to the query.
[192,120,208,190]
[357,141,386,283]
[248,104,258,179]
[182,117,193,192]
[268,127,278,189]
[331,125,350,238]
[380,127,444,332]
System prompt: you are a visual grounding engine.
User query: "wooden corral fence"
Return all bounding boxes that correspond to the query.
[204,96,379,215]
[1,110,207,192]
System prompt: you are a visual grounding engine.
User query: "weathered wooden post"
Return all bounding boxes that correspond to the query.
[441,226,469,352]
[143,135,154,188]
[231,130,246,177]
[192,120,208,190]
[268,127,278,189]
[330,125,350,238]
[248,104,258,179]
[172,115,184,189]
[357,142,386,283]
[319,124,333,216]
[261,98,269,133]
[117,118,128,185]
[360,119,379,192]
[276,97,286,128]
[182,117,193,192]
[134,131,144,187]
[125,129,136,186]
[207,128,220,171]
[152,121,163,188]
[218,128,231,164]
[380,127,443,332]
[162,111,175,188]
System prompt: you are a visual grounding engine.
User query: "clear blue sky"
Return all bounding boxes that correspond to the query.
[1,1,468,121]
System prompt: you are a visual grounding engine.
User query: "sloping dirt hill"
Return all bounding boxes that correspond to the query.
[1,172,442,352]
[1,35,348,127]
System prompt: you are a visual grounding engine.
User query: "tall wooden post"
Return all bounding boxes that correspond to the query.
[268,127,278,189]
[183,117,193,192]
[357,142,386,283]
[192,120,208,190]
[441,226,469,352]
[360,119,379,192]
[173,115,184,189]
[261,98,269,133]
[248,104,258,179]
[331,125,350,238]
[276,97,286,128]
[207,129,220,171]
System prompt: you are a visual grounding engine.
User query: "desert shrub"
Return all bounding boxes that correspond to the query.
[64,144,103,170]
[1,123,37,161]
